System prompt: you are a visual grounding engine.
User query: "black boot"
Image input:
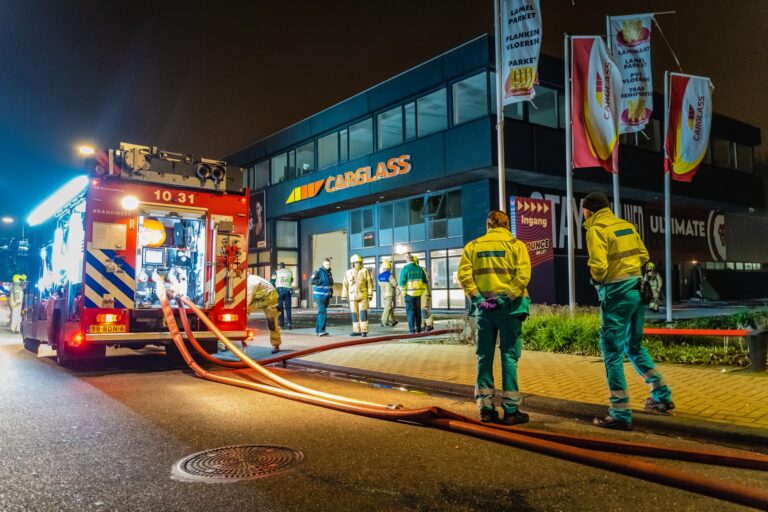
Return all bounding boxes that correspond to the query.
[593,416,632,431]
[501,410,530,426]
[480,409,499,423]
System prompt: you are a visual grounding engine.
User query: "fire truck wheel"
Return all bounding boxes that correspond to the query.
[23,338,40,355]
[56,340,71,367]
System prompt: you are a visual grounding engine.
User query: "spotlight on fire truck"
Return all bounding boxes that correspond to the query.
[27,175,89,226]
[211,164,226,185]
[195,163,212,183]
[121,195,140,210]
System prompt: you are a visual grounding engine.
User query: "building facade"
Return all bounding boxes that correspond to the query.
[228,35,766,308]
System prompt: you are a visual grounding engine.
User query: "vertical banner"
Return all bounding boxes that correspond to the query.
[249,190,266,249]
[665,73,714,182]
[570,36,623,173]
[500,0,542,104]
[510,196,555,304]
[610,14,654,133]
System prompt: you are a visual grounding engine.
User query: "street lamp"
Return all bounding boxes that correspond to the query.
[1,217,13,224]
[78,145,95,156]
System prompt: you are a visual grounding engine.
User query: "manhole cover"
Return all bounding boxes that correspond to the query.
[172,445,304,483]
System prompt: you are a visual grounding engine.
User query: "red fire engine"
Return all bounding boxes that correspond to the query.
[21,143,251,365]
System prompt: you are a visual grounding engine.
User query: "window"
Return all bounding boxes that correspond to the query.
[349,118,373,159]
[271,152,288,184]
[736,144,754,173]
[453,72,488,124]
[528,85,558,128]
[404,102,416,140]
[408,197,425,242]
[430,248,465,309]
[318,132,338,169]
[712,137,733,169]
[378,203,393,246]
[490,72,525,120]
[248,160,269,189]
[350,207,375,249]
[276,220,297,248]
[417,89,447,137]
[339,129,349,162]
[377,106,403,150]
[394,200,409,244]
[425,190,463,240]
[296,141,314,176]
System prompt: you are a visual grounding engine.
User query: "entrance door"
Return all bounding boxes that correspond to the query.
[310,231,347,306]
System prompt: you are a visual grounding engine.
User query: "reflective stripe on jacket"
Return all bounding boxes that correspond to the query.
[342,267,374,301]
[311,267,333,301]
[584,208,649,284]
[247,274,278,312]
[457,227,531,299]
[398,262,428,297]
[274,269,293,289]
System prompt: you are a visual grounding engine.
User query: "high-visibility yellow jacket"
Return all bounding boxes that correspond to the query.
[398,262,428,297]
[584,208,649,284]
[457,227,531,299]
[342,266,375,301]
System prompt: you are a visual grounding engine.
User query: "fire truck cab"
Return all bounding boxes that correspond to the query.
[21,143,250,365]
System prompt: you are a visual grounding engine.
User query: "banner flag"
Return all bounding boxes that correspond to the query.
[610,14,654,134]
[570,36,623,173]
[500,0,542,104]
[665,73,714,182]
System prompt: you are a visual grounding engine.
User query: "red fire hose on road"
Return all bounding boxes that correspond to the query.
[158,286,768,509]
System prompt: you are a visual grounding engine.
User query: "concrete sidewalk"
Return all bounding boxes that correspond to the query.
[241,315,768,439]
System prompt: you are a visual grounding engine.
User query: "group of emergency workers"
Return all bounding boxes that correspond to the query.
[238,191,672,431]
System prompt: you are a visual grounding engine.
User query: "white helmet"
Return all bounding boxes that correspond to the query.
[350,254,363,264]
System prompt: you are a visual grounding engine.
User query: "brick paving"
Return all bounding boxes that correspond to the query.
[252,317,768,430]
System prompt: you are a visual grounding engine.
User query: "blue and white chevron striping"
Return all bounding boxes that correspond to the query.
[84,247,135,309]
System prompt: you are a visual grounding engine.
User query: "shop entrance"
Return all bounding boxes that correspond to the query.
[310,231,347,306]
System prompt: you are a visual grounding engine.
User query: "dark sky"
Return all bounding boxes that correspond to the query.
[1,0,766,226]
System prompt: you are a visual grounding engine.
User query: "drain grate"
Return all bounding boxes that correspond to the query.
[172,445,304,483]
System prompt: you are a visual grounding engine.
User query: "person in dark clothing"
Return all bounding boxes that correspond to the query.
[310,259,334,336]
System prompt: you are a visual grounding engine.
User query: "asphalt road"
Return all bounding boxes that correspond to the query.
[0,331,765,512]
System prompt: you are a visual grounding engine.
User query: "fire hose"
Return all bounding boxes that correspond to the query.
[157,285,768,509]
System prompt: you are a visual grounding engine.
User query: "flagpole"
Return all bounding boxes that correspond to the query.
[663,71,673,323]
[494,0,507,212]
[564,34,576,315]
[605,15,621,217]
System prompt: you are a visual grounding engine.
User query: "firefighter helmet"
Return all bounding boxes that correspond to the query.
[411,255,419,263]
[383,259,392,269]
[350,254,363,264]
[647,262,656,270]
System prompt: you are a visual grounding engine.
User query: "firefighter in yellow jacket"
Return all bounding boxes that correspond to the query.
[246,274,282,353]
[582,192,674,431]
[342,254,375,337]
[458,210,531,425]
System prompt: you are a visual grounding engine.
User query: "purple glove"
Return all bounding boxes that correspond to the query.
[477,298,499,311]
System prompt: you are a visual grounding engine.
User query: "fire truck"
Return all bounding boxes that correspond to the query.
[21,143,251,365]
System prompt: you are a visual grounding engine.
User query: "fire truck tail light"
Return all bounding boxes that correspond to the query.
[96,313,121,324]
[218,313,239,323]
[70,332,85,347]
[246,329,256,340]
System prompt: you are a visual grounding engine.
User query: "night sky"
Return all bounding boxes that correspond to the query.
[1,0,765,229]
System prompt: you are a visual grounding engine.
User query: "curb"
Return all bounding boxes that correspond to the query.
[286,359,768,451]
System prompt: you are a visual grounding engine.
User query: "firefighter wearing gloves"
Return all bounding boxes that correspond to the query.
[377,260,399,327]
[582,192,674,431]
[342,254,374,337]
[246,274,282,354]
[643,262,663,312]
[457,210,531,426]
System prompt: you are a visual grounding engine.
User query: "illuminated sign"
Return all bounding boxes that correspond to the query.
[286,155,411,204]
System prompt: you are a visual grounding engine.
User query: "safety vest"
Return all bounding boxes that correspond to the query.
[398,262,427,297]
[311,267,333,301]
[584,208,649,284]
[457,227,531,299]
[274,269,293,289]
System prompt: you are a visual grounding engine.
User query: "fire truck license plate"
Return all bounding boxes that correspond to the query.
[89,325,127,334]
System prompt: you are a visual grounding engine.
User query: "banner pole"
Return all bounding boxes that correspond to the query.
[494,0,507,212]
[564,34,576,315]
[605,15,621,217]
[663,71,673,323]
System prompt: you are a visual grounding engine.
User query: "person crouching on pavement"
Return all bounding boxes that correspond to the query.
[246,274,282,354]
[398,254,428,334]
[582,192,674,431]
[310,258,334,337]
[377,259,399,327]
[458,209,531,426]
[342,254,374,337]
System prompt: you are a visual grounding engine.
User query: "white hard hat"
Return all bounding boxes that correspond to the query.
[350,254,363,264]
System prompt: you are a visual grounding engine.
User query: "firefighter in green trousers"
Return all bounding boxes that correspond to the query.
[458,210,531,426]
[582,192,675,431]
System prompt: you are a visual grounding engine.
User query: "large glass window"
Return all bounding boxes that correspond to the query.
[430,248,465,309]
[377,106,403,150]
[350,208,375,249]
[271,153,288,184]
[248,160,269,189]
[528,85,558,128]
[425,190,463,240]
[453,72,488,125]
[394,200,409,244]
[378,204,393,246]
[339,128,349,162]
[349,118,373,159]
[736,144,754,173]
[276,220,298,248]
[296,141,314,176]
[318,132,338,170]
[404,102,416,140]
[408,197,425,242]
[417,89,447,137]
[712,137,733,169]
[490,72,525,120]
